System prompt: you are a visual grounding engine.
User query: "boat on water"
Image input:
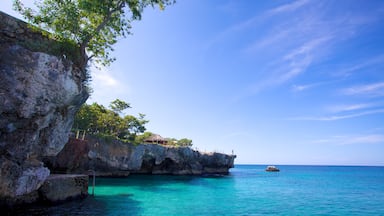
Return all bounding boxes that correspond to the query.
[266,165,280,172]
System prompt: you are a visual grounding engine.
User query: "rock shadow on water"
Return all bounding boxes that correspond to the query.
[95,174,197,186]
[201,173,228,178]
[4,194,142,216]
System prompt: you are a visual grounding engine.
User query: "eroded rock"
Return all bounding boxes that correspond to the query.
[51,136,236,176]
[0,11,88,203]
[39,174,88,203]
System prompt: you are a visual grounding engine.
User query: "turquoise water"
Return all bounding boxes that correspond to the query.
[10,165,384,215]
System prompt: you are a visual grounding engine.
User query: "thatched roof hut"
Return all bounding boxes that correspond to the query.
[144,134,168,145]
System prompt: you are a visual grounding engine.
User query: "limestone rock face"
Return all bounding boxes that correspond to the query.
[0,45,87,157]
[52,136,236,176]
[38,174,88,203]
[0,12,88,201]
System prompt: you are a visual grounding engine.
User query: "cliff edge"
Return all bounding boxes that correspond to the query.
[50,136,236,176]
[0,11,88,204]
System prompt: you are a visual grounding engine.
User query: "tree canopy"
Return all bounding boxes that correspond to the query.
[176,138,193,147]
[73,99,193,146]
[73,100,148,142]
[165,137,193,147]
[109,99,131,114]
[14,0,174,67]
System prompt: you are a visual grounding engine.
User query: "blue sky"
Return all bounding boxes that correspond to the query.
[2,0,384,165]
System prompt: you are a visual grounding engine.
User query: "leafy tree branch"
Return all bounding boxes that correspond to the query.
[13,0,174,68]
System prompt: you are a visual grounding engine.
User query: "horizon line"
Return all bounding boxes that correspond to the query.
[234,163,384,167]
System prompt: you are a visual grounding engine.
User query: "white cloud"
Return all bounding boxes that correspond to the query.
[345,135,384,145]
[229,0,310,33]
[327,103,376,113]
[242,1,382,96]
[313,134,384,145]
[92,68,119,87]
[210,0,383,100]
[279,55,312,82]
[246,29,291,52]
[336,55,384,77]
[88,64,130,105]
[291,81,332,92]
[292,84,311,92]
[268,0,310,15]
[253,36,331,89]
[284,37,331,61]
[288,109,384,121]
[341,82,384,97]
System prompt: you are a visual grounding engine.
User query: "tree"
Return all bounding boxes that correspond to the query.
[72,99,149,142]
[121,113,148,140]
[162,137,192,147]
[109,99,131,115]
[73,102,109,133]
[177,138,193,147]
[13,0,174,67]
[133,131,153,144]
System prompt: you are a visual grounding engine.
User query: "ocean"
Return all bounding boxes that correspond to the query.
[9,165,384,215]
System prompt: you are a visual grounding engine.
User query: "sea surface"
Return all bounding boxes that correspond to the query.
[9,165,384,215]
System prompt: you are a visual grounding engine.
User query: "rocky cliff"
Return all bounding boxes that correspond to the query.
[0,11,235,206]
[50,137,236,176]
[0,11,88,203]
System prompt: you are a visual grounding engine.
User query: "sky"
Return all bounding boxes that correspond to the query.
[2,0,384,165]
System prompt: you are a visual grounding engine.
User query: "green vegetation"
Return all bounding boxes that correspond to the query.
[14,0,174,67]
[176,138,193,147]
[166,137,193,147]
[73,99,192,146]
[73,99,148,143]
[135,131,155,144]
[18,34,83,66]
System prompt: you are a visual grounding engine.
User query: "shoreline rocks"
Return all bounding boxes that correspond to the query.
[48,136,236,176]
[1,174,88,209]
[39,174,88,203]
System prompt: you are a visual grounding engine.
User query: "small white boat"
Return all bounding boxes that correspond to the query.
[265,165,280,172]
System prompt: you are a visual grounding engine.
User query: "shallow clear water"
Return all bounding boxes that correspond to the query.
[8,165,384,215]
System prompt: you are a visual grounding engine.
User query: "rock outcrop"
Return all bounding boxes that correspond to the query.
[0,11,88,204]
[50,136,236,176]
[39,174,88,203]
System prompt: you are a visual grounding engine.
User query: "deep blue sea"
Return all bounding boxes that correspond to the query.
[9,165,384,215]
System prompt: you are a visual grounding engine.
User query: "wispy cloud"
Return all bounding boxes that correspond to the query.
[228,0,310,33]
[312,134,384,145]
[242,10,332,93]
[88,65,130,104]
[336,55,384,77]
[209,0,384,101]
[292,84,312,92]
[239,1,382,95]
[341,82,384,97]
[268,0,310,15]
[327,103,376,113]
[248,35,331,94]
[291,81,333,92]
[288,109,384,121]
[283,37,331,61]
[92,67,119,87]
[278,36,332,83]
